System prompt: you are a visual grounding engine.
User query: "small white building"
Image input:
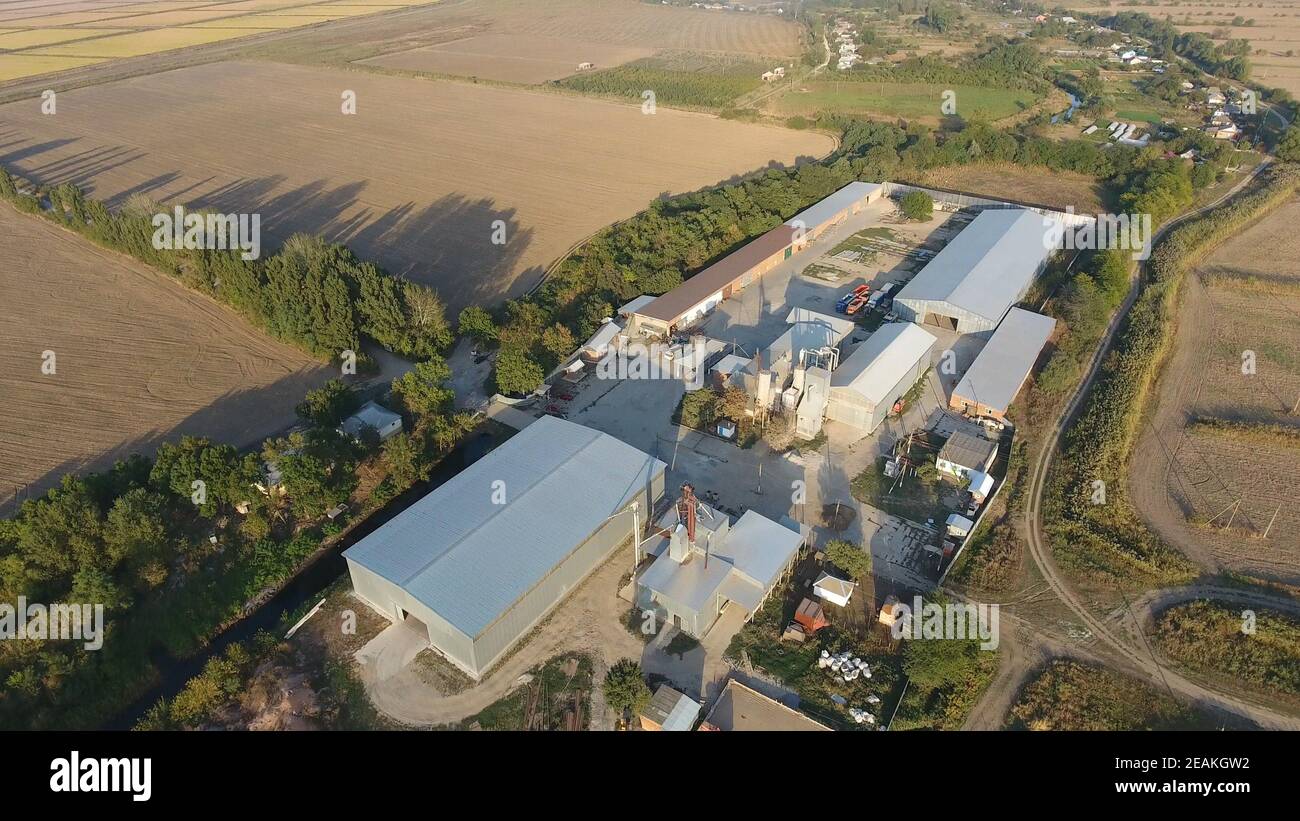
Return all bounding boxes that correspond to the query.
[340,401,403,442]
[936,430,998,480]
[813,571,855,607]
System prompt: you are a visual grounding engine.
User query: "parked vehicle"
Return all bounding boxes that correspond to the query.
[835,283,870,313]
[845,294,870,315]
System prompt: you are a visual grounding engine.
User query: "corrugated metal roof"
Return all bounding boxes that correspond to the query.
[831,322,937,405]
[618,295,656,316]
[952,307,1056,414]
[582,321,621,351]
[643,685,701,731]
[784,181,881,231]
[635,225,797,323]
[341,401,401,437]
[894,209,1059,325]
[938,430,997,470]
[343,415,665,638]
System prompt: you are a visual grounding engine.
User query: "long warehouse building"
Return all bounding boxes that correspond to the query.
[628,182,884,337]
[344,415,666,680]
[893,208,1060,335]
[949,307,1056,421]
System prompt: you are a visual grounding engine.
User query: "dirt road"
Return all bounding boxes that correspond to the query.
[1021,160,1300,730]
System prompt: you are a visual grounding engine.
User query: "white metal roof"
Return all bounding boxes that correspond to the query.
[894,209,1059,326]
[341,401,401,438]
[952,307,1056,414]
[582,321,621,351]
[831,322,937,405]
[783,181,881,231]
[710,354,752,378]
[784,307,856,341]
[638,510,802,615]
[618,295,656,316]
[343,415,665,638]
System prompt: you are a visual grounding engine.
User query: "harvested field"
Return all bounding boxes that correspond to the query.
[0,201,331,512]
[247,0,803,69]
[0,0,435,81]
[0,59,832,314]
[0,53,105,80]
[360,33,655,84]
[1131,196,1300,584]
[913,162,1106,214]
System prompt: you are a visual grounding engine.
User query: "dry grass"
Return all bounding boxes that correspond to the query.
[0,201,331,511]
[359,33,655,84]
[913,162,1106,213]
[0,59,832,315]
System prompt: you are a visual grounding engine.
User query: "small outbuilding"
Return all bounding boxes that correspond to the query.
[340,400,403,442]
[936,430,998,479]
[639,685,701,731]
[813,572,855,607]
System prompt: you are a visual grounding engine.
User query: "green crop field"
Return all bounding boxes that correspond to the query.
[769,80,1039,122]
[555,51,774,109]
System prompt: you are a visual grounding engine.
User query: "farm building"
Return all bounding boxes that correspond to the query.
[699,679,831,731]
[340,401,403,442]
[636,488,806,639]
[617,294,656,318]
[826,322,937,434]
[627,183,884,337]
[893,208,1060,335]
[936,430,998,479]
[949,307,1056,420]
[783,181,882,241]
[639,685,701,731]
[628,224,798,337]
[709,354,753,387]
[813,572,855,607]
[344,415,666,680]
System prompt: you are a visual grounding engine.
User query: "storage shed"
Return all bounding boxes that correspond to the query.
[826,322,937,434]
[893,209,1060,335]
[340,401,403,442]
[344,415,666,680]
[949,307,1056,420]
[936,429,998,479]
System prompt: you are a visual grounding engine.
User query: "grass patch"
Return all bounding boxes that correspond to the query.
[464,653,593,731]
[555,51,770,109]
[771,80,1039,121]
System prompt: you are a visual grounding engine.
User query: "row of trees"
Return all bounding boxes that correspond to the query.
[0,171,452,363]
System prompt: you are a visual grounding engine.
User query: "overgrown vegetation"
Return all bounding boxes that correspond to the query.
[1007,659,1217,730]
[555,52,771,109]
[1155,600,1300,700]
[1045,164,1300,588]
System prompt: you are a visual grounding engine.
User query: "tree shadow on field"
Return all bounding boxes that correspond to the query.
[0,370,334,519]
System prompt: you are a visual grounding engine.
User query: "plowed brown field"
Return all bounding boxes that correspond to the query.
[0,201,331,511]
[1130,196,1300,583]
[0,60,833,314]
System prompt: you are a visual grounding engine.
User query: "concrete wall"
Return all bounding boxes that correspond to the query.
[470,465,666,677]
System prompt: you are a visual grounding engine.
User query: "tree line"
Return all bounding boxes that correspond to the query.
[0,170,452,364]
